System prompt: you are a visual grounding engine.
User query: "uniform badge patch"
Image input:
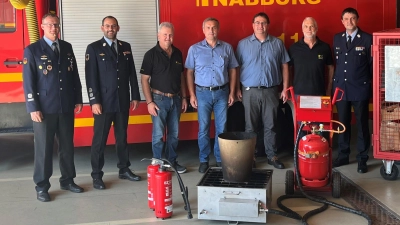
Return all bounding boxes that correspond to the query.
[43,69,48,75]
[39,65,43,69]
[41,55,48,60]
[47,65,52,71]
[318,55,323,59]
[23,58,28,64]
[99,53,105,56]
[27,93,32,98]
[89,93,93,97]
[85,54,90,61]
[89,88,92,92]
[123,51,131,56]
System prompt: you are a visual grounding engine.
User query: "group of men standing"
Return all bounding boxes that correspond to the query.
[22,6,372,202]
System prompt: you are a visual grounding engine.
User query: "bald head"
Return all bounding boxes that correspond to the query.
[302,17,318,39]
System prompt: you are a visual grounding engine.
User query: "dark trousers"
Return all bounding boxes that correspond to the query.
[91,111,131,179]
[336,100,370,162]
[242,86,280,159]
[33,113,76,192]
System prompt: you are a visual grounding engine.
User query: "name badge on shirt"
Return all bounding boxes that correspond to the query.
[355,47,365,51]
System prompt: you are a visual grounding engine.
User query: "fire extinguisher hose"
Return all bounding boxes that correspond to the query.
[272,123,372,225]
[163,159,193,219]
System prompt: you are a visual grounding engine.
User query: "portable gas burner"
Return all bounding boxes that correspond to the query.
[197,167,273,223]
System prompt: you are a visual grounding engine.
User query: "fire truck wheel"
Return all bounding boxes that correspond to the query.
[332,171,341,198]
[285,170,294,195]
[380,164,399,181]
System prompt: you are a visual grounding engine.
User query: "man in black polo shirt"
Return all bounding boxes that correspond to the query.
[289,17,334,96]
[288,17,334,138]
[141,22,188,173]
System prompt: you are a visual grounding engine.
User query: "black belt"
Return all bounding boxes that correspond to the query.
[245,85,276,90]
[196,83,227,91]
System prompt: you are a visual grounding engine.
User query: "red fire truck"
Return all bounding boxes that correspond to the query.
[0,0,397,147]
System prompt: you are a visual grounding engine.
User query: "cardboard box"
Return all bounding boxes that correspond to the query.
[381,105,400,121]
[380,121,400,151]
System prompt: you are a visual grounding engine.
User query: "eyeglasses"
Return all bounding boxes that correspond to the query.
[103,24,118,29]
[254,21,268,26]
[43,23,60,28]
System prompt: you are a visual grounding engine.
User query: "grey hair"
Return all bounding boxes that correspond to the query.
[202,17,219,29]
[158,22,174,33]
[302,17,318,29]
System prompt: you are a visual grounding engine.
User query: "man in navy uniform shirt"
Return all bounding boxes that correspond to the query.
[22,13,83,202]
[85,16,141,190]
[332,8,372,173]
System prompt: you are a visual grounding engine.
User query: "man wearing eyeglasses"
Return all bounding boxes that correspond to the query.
[22,13,83,202]
[185,17,238,173]
[85,16,141,190]
[236,12,290,169]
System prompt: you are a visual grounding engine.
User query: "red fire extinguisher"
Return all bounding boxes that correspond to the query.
[154,163,173,219]
[298,127,330,188]
[147,163,160,210]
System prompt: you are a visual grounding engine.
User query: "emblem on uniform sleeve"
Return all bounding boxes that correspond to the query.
[86,54,90,61]
[23,58,28,64]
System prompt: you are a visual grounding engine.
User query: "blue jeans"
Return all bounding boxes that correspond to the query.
[151,93,182,163]
[196,85,229,162]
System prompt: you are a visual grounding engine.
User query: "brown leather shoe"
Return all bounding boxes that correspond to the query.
[268,156,285,169]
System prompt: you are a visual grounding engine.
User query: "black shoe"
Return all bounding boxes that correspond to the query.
[357,161,368,173]
[333,158,349,168]
[172,161,187,174]
[119,170,141,181]
[268,156,285,169]
[216,162,222,167]
[37,191,50,202]
[93,179,105,190]
[60,183,84,193]
[198,162,209,173]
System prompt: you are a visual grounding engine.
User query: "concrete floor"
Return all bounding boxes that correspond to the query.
[0,131,398,225]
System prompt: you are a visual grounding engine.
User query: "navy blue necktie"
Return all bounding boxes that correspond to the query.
[346,36,351,49]
[52,42,59,57]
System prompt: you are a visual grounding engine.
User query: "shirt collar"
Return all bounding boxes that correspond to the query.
[156,42,175,53]
[43,36,59,48]
[346,28,358,41]
[250,33,270,42]
[103,36,117,46]
[201,39,221,47]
